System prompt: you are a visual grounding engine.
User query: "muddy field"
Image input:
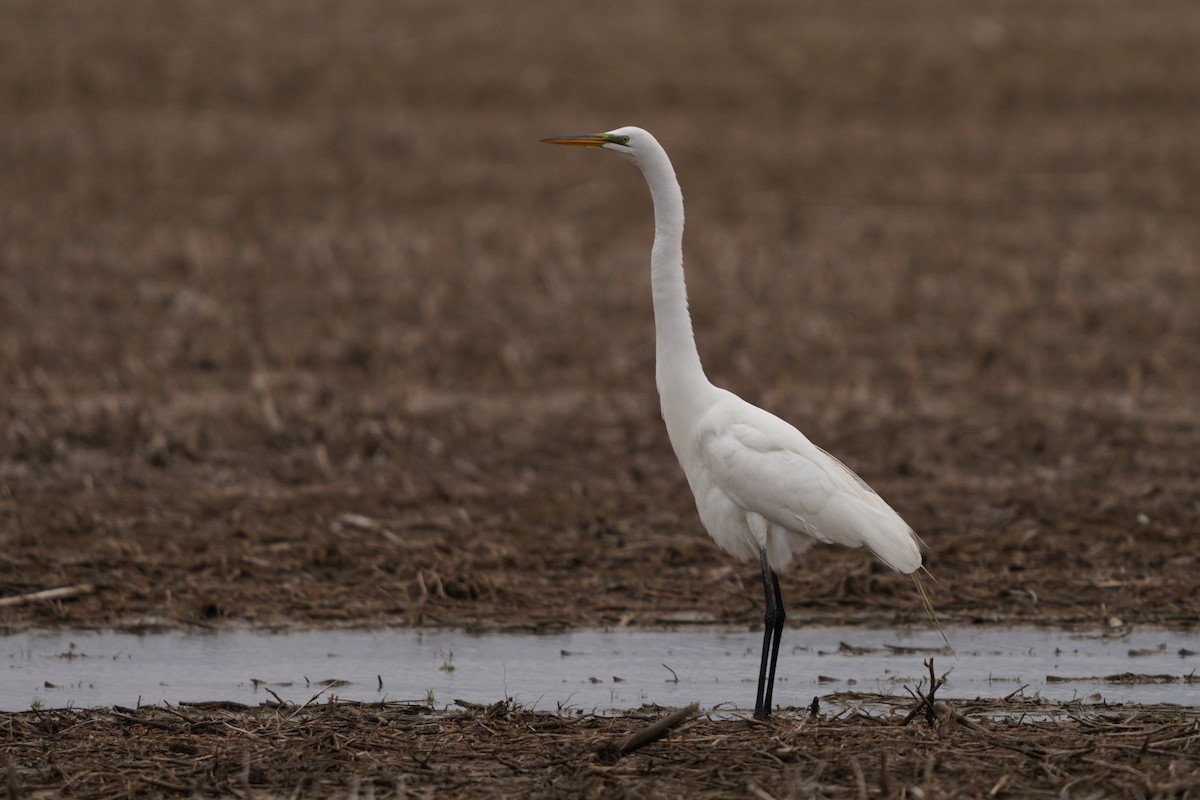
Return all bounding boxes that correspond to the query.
[2,0,1199,796]
[5,698,1199,799]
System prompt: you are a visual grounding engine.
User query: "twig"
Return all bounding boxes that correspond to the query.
[158,703,220,732]
[0,584,95,607]
[239,750,253,796]
[746,781,778,800]
[109,710,181,733]
[618,702,699,754]
[286,685,333,720]
[849,757,868,800]
[924,658,944,725]
[950,710,1048,759]
[454,699,486,711]
[252,371,283,434]
[1003,684,1030,702]
[7,757,19,800]
[901,657,948,727]
[987,774,1013,797]
[595,702,699,761]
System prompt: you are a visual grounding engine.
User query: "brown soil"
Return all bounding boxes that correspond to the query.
[6,699,1199,799]
[1,0,1198,796]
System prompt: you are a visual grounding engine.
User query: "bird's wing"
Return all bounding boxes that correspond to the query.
[697,405,920,573]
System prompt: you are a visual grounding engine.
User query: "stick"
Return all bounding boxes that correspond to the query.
[0,584,95,607]
[619,702,699,754]
[746,782,778,800]
[252,371,283,434]
[901,657,948,727]
[850,758,868,800]
[923,658,942,726]
[7,757,19,800]
[596,702,700,761]
[109,710,181,733]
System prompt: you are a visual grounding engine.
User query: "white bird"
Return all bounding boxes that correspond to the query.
[544,126,942,720]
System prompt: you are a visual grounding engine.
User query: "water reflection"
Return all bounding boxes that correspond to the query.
[2,626,1196,712]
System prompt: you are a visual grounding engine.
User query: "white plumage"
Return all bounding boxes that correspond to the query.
[544,126,930,719]
[685,387,921,573]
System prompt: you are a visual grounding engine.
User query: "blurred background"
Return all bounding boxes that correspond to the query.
[2,0,1197,631]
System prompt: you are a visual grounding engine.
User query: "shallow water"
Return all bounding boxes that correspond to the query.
[2,626,1196,713]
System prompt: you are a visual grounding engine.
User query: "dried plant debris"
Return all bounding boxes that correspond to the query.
[3,699,1198,799]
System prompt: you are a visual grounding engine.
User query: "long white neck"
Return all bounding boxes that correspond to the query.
[634,141,713,423]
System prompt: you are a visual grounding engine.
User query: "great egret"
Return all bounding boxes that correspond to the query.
[543,127,940,720]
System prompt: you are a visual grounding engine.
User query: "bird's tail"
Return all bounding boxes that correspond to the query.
[911,569,955,658]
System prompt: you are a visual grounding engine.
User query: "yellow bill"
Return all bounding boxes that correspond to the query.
[541,133,612,147]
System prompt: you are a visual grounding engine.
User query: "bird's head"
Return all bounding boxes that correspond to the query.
[541,126,650,162]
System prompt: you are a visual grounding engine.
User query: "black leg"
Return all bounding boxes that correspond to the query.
[753,546,782,720]
[762,569,786,714]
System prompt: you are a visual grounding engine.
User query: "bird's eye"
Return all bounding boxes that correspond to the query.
[616,135,630,145]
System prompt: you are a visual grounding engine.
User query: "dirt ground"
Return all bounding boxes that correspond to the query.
[5,698,1199,799]
[1,0,1198,796]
